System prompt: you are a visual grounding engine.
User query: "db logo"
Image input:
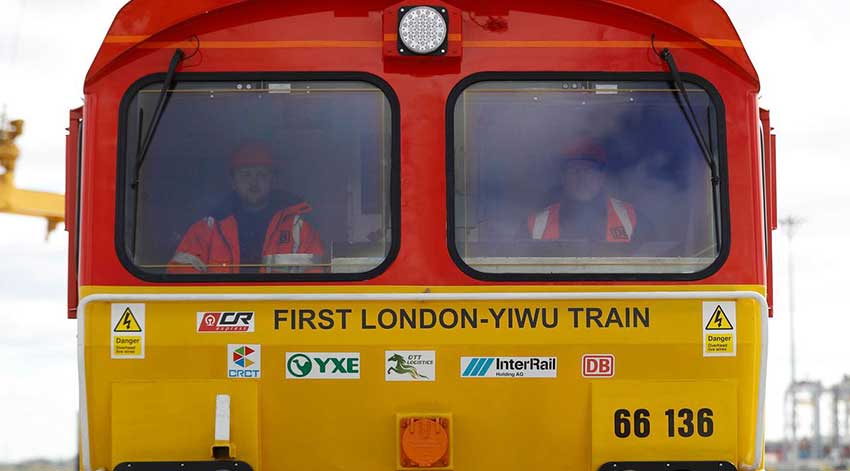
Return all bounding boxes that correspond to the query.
[582,354,615,378]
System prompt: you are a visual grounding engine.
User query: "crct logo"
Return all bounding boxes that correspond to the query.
[385,351,435,382]
[227,344,261,379]
[285,352,360,379]
[582,354,615,378]
[197,311,255,332]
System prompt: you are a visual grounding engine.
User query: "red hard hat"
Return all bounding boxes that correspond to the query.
[230,142,275,171]
[560,139,607,165]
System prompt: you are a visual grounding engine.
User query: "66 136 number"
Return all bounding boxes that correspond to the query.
[614,408,714,438]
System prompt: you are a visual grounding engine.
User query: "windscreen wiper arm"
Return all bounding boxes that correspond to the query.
[656,45,719,185]
[132,48,185,189]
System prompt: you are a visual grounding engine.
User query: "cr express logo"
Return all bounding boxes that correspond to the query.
[197,311,255,332]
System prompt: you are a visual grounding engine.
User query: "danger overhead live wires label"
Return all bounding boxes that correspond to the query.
[111,303,145,359]
[702,302,736,357]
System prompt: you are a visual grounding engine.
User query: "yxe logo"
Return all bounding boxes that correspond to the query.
[285,352,360,379]
[197,311,255,332]
[460,356,557,378]
[227,344,261,378]
[385,351,435,382]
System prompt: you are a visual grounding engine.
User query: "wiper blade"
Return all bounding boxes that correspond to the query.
[655,43,719,185]
[132,48,185,189]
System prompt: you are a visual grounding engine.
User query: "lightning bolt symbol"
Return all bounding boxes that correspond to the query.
[123,314,133,330]
[714,314,722,327]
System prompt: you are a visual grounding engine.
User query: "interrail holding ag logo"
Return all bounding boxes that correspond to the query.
[460,356,557,378]
[227,344,261,378]
[386,351,435,381]
[197,311,255,332]
[581,354,615,378]
[285,352,360,379]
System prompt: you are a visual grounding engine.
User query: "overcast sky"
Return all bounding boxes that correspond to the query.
[1,0,848,462]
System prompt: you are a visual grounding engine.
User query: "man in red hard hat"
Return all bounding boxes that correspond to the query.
[527,139,641,243]
[169,143,325,273]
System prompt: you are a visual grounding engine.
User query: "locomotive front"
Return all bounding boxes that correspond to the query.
[67,2,776,471]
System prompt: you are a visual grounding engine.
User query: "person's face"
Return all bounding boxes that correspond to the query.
[232,165,273,208]
[562,159,606,201]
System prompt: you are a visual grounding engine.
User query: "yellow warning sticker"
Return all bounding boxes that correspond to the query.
[704,333,735,354]
[113,336,143,356]
[114,307,142,332]
[111,303,145,359]
[702,302,735,357]
[705,305,734,330]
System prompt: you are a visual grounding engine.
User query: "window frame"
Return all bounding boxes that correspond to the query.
[115,72,401,283]
[445,72,731,281]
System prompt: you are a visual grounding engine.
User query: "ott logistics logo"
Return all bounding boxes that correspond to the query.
[385,351,435,381]
[197,311,255,332]
[227,344,261,378]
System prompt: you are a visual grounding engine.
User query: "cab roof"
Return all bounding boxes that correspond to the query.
[86,0,758,85]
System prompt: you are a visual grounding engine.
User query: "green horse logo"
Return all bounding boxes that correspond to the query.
[387,354,429,379]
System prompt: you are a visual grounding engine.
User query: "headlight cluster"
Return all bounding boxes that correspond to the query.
[398,6,448,55]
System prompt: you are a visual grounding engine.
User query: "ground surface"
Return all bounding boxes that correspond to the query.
[0,459,75,471]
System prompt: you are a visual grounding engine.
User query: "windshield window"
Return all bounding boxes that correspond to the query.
[121,79,395,278]
[450,79,723,276]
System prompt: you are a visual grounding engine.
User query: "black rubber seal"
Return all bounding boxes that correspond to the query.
[114,461,252,471]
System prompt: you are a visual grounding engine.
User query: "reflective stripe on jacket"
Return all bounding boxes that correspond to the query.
[527,197,637,243]
[168,202,324,273]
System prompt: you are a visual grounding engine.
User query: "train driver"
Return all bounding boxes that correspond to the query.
[168,143,325,273]
[526,140,649,244]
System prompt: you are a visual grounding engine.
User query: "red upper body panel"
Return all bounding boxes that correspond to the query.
[77,0,766,288]
[87,0,758,86]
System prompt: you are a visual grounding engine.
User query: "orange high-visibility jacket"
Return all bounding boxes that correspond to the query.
[527,197,638,243]
[169,201,325,273]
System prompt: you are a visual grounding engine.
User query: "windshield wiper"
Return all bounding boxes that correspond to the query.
[655,42,719,185]
[132,48,185,189]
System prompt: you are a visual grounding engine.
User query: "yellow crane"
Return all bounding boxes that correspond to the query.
[0,114,65,235]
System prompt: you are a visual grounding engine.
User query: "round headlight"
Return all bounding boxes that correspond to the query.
[398,6,447,54]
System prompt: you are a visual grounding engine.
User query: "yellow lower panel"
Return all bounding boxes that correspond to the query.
[83,292,762,471]
[110,381,259,465]
[592,381,738,464]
